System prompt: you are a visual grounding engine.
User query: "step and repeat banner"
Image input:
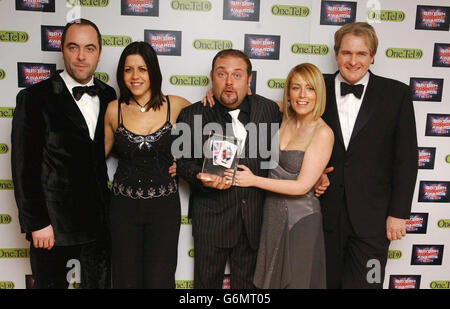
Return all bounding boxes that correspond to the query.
[0,0,449,289]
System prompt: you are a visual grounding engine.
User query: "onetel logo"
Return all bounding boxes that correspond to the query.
[430,281,450,289]
[446,155,450,163]
[175,280,194,289]
[171,0,212,11]
[267,78,285,89]
[170,75,209,87]
[0,142,9,152]
[102,35,132,47]
[188,249,194,258]
[193,39,233,50]
[0,31,29,43]
[0,180,14,190]
[0,249,29,258]
[367,10,405,22]
[437,219,450,228]
[271,5,310,17]
[388,250,402,260]
[94,72,109,83]
[291,44,329,55]
[386,48,423,59]
[0,108,14,118]
[0,69,5,80]
[0,281,15,289]
[0,214,12,225]
[67,0,109,7]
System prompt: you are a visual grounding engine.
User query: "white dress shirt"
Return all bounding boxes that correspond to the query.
[60,70,100,140]
[335,72,370,149]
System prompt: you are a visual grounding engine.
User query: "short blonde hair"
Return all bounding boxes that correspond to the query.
[282,63,326,122]
[334,22,378,57]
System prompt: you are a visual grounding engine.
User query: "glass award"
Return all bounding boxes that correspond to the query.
[201,132,243,181]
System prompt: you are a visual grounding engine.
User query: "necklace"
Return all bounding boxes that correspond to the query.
[134,98,150,113]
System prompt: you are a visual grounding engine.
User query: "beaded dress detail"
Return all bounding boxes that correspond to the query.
[112,97,177,199]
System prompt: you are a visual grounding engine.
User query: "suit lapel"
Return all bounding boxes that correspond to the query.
[325,74,345,148]
[348,72,378,149]
[51,73,90,138]
[93,78,109,141]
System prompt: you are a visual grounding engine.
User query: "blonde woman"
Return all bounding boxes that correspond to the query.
[231,63,334,288]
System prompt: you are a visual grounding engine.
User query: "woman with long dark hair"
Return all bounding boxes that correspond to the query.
[104,41,190,288]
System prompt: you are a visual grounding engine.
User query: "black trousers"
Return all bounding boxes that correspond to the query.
[29,239,111,289]
[324,205,390,289]
[109,194,181,289]
[194,222,258,289]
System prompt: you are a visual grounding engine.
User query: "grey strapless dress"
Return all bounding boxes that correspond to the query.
[253,150,326,289]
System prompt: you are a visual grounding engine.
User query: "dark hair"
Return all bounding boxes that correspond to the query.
[116,41,164,110]
[61,18,102,51]
[211,49,252,76]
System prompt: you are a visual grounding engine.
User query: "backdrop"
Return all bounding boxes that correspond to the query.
[0,0,448,289]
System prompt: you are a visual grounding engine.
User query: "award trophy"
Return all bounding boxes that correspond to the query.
[201,132,243,182]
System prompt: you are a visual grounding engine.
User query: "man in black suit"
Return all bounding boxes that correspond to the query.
[318,22,418,288]
[176,49,281,288]
[11,19,116,289]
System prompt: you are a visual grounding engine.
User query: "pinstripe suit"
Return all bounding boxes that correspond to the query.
[176,94,281,288]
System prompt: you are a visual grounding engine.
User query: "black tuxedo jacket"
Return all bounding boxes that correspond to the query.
[320,72,418,238]
[11,72,116,246]
[176,95,281,249]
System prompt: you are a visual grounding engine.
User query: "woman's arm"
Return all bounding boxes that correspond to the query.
[235,125,334,196]
[104,100,118,157]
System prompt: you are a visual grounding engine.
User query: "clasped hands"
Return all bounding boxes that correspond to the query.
[197,164,256,190]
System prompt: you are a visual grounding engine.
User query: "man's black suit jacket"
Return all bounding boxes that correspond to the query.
[11,72,116,246]
[176,95,281,249]
[320,71,418,238]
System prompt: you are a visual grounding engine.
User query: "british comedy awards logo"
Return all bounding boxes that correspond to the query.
[223,0,260,22]
[17,63,56,88]
[418,147,436,169]
[244,34,280,60]
[425,113,450,137]
[388,275,421,289]
[41,25,64,52]
[411,245,444,265]
[320,1,357,26]
[406,213,429,234]
[418,181,450,203]
[16,0,55,12]
[415,5,449,31]
[433,43,450,67]
[121,0,159,16]
[410,78,443,102]
[144,30,182,56]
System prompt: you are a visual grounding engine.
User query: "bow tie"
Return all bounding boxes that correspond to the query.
[72,85,100,101]
[340,82,364,99]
